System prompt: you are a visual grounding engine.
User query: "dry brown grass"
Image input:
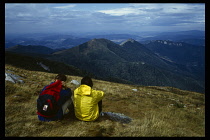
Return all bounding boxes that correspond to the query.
[5,64,205,137]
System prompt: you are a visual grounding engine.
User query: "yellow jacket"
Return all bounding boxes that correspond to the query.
[73,85,104,121]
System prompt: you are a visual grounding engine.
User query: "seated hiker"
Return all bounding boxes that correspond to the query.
[73,76,104,121]
[37,74,73,122]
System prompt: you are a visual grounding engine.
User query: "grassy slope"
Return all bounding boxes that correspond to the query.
[5,64,205,137]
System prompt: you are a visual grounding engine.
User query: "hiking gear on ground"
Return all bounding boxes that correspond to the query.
[74,84,104,121]
[103,112,132,124]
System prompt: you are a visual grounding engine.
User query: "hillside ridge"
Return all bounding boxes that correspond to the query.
[5,64,205,136]
[48,38,205,93]
[6,44,54,55]
[5,51,91,77]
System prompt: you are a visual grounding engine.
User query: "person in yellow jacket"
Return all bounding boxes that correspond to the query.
[73,76,104,121]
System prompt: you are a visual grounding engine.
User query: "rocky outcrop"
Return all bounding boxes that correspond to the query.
[5,72,24,84]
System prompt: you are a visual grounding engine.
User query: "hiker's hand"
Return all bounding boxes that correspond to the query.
[62,81,66,85]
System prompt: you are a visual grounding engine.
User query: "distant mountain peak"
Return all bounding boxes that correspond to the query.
[120,39,139,46]
[91,38,113,42]
[86,38,119,47]
[126,38,136,43]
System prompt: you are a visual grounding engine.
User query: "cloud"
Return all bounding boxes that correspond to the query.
[5,4,51,23]
[5,3,205,34]
[97,3,205,29]
[52,4,76,9]
[98,7,144,16]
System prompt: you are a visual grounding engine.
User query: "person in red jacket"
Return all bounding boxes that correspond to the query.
[37,74,73,121]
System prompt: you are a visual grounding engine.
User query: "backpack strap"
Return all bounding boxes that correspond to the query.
[46,99,53,109]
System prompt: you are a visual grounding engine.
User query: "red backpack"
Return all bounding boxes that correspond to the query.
[37,80,62,118]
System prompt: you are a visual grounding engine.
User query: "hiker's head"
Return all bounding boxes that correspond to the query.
[55,74,67,82]
[81,76,93,88]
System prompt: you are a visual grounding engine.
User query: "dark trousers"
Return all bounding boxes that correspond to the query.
[98,100,102,114]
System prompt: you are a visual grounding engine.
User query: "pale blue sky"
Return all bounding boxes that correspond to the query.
[5,3,205,34]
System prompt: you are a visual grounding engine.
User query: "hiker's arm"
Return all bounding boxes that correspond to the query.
[61,88,72,97]
[94,90,104,103]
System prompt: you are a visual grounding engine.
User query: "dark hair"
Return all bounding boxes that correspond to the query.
[81,76,93,88]
[55,74,67,82]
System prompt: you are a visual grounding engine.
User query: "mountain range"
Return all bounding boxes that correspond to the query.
[5,30,205,49]
[5,36,205,93]
[5,35,90,49]
[49,38,204,93]
[140,30,205,46]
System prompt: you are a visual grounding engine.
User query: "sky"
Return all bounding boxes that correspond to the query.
[5,3,205,35]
